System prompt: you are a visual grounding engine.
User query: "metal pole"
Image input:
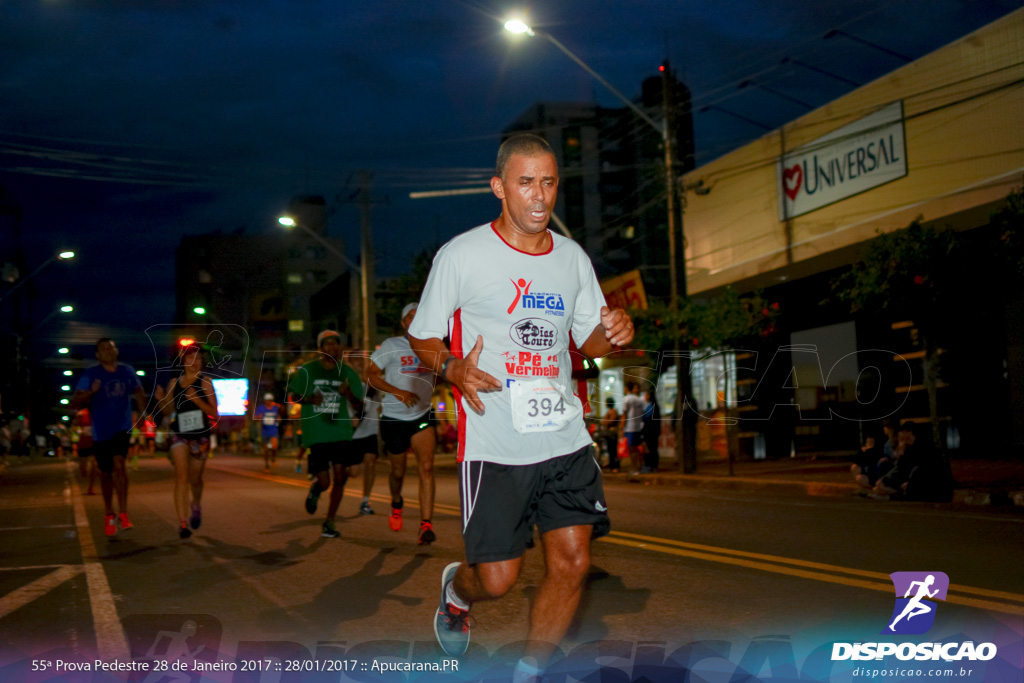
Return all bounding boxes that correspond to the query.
[358,172,376,353]
[662,61,697,473]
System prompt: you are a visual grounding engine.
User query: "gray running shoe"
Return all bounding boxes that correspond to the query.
[433,562,470,656]
[321,520,340,538]
[359,501,375,516]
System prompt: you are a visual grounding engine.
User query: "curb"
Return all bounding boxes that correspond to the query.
[602,472,1024,509]
[604,472,857,497]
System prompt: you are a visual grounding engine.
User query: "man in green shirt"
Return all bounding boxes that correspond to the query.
[287,330,365,538]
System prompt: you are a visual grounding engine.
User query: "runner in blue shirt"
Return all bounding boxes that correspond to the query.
[73,338,147,537]
[253,393,282,472]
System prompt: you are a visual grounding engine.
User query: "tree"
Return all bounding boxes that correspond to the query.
[376,245,437,335]
[630,288,779,472]
[830,219,958,449]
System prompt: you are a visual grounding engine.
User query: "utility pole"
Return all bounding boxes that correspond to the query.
[662,60,698,473]
[357,171,377,353]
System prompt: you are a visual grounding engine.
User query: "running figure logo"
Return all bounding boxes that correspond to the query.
[509,278,532,314]
[883,571,949,635]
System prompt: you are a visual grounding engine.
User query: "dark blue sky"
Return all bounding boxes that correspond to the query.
[2,0,1022,345]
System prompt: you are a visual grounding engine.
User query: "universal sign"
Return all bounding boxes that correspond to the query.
[777,101,907,220]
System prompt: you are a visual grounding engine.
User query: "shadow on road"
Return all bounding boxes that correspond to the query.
[285,547,429,629]
[561,566,652,642]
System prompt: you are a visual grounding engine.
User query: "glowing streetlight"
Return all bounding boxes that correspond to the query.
[193,306,206,315]
[60,305,74,313]
[136,370,146,376]
[61,385,71,391]
[504,19,534,36]
[0,250,77,304]
[58,347,69,354]
[60,398,69,405]
[63,370,73,376]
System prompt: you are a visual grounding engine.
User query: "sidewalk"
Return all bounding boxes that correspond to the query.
[433,449,1024,509]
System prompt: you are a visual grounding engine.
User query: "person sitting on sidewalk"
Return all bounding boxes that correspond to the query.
[851,435,883,488]
[871,422,953,502]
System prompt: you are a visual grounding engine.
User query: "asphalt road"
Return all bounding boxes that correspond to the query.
[2,453,1022,679]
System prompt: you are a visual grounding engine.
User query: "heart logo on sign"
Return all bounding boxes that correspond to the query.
[783,164,803,201]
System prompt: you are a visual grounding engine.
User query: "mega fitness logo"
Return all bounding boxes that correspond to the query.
[832,571,997,663]
[509,278,565,317]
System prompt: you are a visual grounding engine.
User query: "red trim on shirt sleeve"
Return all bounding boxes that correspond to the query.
[451,308,467,463]
[569,333,590,415]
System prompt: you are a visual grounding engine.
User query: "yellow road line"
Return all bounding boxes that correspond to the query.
[212,463,1024,616]
[600,534,1024,617]
[607,530,1024,604]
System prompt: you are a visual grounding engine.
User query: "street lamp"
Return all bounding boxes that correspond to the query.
[193,306,206,315]
[0,250,76,304]
[504,18,698,472]
[278,214,373,353]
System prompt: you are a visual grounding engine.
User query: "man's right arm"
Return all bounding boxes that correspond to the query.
[71,373,96,409]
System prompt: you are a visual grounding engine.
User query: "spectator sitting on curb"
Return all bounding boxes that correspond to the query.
[851,435,883,489]
[871,422,953,502]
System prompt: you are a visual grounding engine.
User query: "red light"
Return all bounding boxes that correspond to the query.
[659,65,665,72]
[179,338,195,347]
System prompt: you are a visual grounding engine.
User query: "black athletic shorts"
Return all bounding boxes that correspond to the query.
[307,440,363,475]
[380,411,433,455]
[92,431,131,473]
[350,434,379,458]
[458,444,610,565]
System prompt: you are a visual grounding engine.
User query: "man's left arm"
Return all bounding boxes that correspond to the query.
[579,306,634,358]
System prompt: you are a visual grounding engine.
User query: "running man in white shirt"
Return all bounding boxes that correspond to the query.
[368,303,438,544]
[408,134,634,677]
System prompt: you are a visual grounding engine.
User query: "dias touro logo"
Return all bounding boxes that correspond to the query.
[510,318,557,350]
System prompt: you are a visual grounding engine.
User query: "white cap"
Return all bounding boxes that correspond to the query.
[402,302,418,319]
[264,392,274,400]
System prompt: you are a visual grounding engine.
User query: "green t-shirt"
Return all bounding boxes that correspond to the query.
[287,359,364,446]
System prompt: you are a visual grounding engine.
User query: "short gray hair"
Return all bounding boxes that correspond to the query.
[496,134,554,180]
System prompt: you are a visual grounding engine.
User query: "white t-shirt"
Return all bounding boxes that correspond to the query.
[408,223,605,466]
[352,383,382,440]
[621,394,646,434]
[370,336,435,420]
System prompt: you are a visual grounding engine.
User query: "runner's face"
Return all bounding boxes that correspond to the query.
[320,337,341,361]
[494,152,558,236]
[96,341,118,364]
[401,309,416,330]
[184,348,202,368]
